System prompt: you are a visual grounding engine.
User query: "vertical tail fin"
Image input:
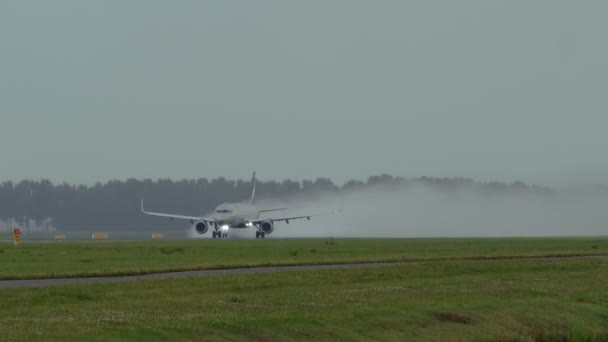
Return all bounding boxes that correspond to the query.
[250,172,256,204]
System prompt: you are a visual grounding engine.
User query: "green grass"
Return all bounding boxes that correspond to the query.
[1,238,608,279]
[1,257,607,341]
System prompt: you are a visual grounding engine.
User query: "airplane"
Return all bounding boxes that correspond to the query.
[141,172,340,239]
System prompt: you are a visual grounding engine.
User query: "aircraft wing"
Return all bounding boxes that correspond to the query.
[140,200,214,223]
[258,207,288,213]
[252,208,342,224]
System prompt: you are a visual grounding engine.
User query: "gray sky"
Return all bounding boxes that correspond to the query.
[1,1,606,185]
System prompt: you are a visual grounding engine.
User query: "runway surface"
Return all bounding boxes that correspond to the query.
[0,262,390,289]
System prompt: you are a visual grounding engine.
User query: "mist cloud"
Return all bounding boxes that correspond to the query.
[255,184,608,238]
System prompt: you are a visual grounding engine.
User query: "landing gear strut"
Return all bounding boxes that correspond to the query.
[213,230,229,239]
[255,231,265,239]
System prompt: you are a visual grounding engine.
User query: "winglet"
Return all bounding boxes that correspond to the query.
[335,196,345,214]
[140,199,146,213]
[250,172,257,204]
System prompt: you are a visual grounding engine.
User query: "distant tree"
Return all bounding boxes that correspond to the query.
[0,174,559,231]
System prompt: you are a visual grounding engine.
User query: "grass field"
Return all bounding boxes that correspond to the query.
[0,238,608,279]
[1,238,608,340]
[1,256,607,341]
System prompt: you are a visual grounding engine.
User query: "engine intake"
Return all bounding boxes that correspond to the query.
[195,221,209,234]
[260,220,274,234]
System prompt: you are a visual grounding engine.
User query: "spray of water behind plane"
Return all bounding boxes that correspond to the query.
[252,183,608,238]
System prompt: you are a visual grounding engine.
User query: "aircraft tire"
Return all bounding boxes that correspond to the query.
[261,232,265,239]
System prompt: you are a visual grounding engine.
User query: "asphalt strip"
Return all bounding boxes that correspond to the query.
[0,263,391,289]
[0,255,605,289]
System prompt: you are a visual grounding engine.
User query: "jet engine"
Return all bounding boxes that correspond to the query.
[260,220,274,235]
[195,221,209,235]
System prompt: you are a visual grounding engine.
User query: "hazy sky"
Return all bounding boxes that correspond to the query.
[1,1,606,185]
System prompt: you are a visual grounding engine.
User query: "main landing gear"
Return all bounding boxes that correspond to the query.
[212,231,228,239]
[255,231,266,239]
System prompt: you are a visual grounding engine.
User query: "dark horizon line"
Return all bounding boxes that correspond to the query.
[2,174,606,190]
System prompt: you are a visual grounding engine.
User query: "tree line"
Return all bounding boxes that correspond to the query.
[0,175,561,231]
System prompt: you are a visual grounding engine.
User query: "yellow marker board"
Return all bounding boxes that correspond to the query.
[54,235,66,241]
[91,233,109,240]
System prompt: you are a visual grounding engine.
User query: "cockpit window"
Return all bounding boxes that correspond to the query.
[215,209,232,214]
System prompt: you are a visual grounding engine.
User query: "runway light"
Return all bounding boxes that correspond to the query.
[221,225,230,231]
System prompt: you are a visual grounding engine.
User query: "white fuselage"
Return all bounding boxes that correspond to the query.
[212,202,261,229]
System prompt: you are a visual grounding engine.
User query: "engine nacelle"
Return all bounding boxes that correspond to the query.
[195,221,209,235]
[260,220,274,235]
